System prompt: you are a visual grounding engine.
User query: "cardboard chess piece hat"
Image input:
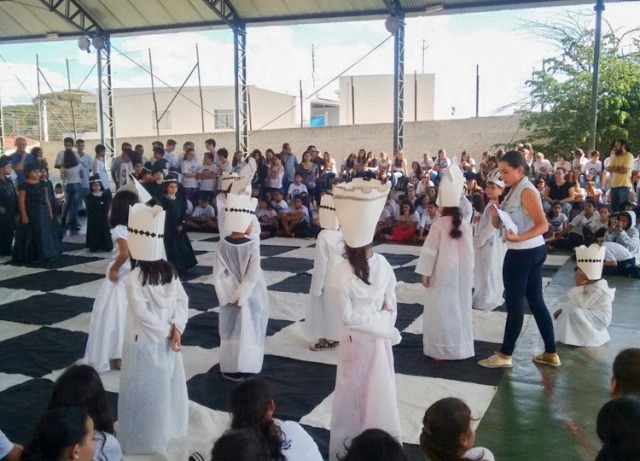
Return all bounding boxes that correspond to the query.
[128,204,166,262]
[225,193,258,234]
[118,171,153,204]
[319,194,339,230]
[436,162,465,208]
[486,168,505,189]
[221,172,238,193]
[332,178,390,248]
[575,243,606,281]
[230,158,257,195]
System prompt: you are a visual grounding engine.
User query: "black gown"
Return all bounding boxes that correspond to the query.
[12,181,63,263]
[0,176,18,256]
[86,192,113,252]
[161,195,197,272]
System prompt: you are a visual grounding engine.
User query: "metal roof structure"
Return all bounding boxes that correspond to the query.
[0,0,634,44]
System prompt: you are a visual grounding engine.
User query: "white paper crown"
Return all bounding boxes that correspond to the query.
[486,168,505,188]
[230,157,257,196]
[332,178,390,248]
[225,193,258,234]
[436,163,465,208]
[128,204,166,262]
[221,172,238,193]
[575,244,605,281]
[319,194,339,230]
[118,172,153,204]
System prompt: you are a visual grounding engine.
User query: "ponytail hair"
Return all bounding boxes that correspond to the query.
[344,245,371,285]
[22,407,90,461]
[136,259,178,286]
[441,207,462,239]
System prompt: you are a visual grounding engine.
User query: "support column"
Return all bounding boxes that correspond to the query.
[0,93,5,155]
[234,22,249,154]
[589,0,605,152]
[97,34,116,168]
[393,19,405,154]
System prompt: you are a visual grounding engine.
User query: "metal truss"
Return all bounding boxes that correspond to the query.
[97,35,116,166]
[234,22,248,153]
[201,0,240,26]
[385,0,406,153]
[0,93,5,155]
[38,0,101,33]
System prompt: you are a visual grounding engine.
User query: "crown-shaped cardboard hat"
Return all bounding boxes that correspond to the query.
[319,194,339,230]
[225,158,258,234]
[221,172,238,193]
[118,172,153,204]
[436,160,465,208]
[575,244,605,281]
[486,168,505,188]
[333,178,390,248]
[128,204,166,262]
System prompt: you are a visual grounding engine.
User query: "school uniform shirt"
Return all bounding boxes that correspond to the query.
[275,419,323,461]
[118,162,132,187]
[378,209,392,224]
[420,158,434,172]
[548,213,568,232]
[93,430,123,461]
[163,151,179,169]
[192,205,216,218]
[415,216,475,359]
[473,200,506,311]
[569,211,602,236]
[212,236,269,373]
[286,183,308,199]
[583,160,603,178]
[534,159,553,174]
[286,205,310,223]
[93,158,111,191]
[555,279,615,347]
[181,159,199,188]
[216,161,233,190]
[78,153,93,190]
[256,208,277,224]
[272,199,288,214]
[418,212,439,232]
[198,164,217,192]
[604,241,633,262]
[434,157,450,170]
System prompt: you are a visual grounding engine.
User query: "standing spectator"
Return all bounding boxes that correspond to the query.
[110,143,131,189]
[77,139,93,199]
[164,139,179,169]
[280,143,298,194]
[54,136,75,169]
[584,150,603,188]
[606,139,634,212]
[0,156,18,256]
[572,148,587,186]
[198,151,217,203]
[10,137,34,186]
[181,147,199,203]
[296,151,320,206]
[92,144,111,199]
[231,150,245,173]
[61,149,84,230]
[30,146,47,170]
[265,154,284,194]
[216,148,233,192]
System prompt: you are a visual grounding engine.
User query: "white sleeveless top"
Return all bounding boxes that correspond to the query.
[501,176,545,250]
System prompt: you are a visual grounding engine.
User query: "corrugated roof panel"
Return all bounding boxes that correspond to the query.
[0,0,79,37]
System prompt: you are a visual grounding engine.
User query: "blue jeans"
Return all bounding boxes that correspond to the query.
[610,186,630,212]
[500,245,557,356]
[62,182,82,226]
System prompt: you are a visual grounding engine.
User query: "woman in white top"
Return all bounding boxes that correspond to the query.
[265,154,284,192]
[479,150,560,369]
[323,151,337,188]
[61,148,84,229]
[376,151,391,182]
[391,149,408,188]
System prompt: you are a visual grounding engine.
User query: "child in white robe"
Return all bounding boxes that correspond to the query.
[306,194,344,351]
[212,180,269,380]
[415,163,475,360]
[329,179,402,461]
[118,204,189,455]
[473,169,506,311]
[554,244,615,347]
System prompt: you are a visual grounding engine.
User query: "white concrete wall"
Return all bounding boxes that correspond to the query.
[41,115,528,167]
[339,74,435,125]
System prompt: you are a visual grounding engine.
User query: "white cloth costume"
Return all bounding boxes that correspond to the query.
[217,194,229,239]
[328,253,402,460]
[118,267,189,454]
[84,225,130,372]
[555,279,614,347]
[415,216,475,359]
[275,419,324,461]
[473,200,506,310]
[212,237,269,373]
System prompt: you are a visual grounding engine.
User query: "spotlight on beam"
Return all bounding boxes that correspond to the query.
[78,36,91,52]
[385,15,402,34]
[424,4,445,14]
[92,36,106,51]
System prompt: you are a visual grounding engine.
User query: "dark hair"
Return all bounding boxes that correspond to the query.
[230,378,284,461]
[595,396,640,461]
[547,201,564,220]
[152,141,164,149]
[339,428,408,461]
[109,190,138,228]
[205,138,216,147]
[420,398,480,461]
[136,260,178,286]
[471,193,485,213]
[211,429,270,461]
[584,196,596,207]
[441,207,463,239]
[400,199,415,215]
[21,407,90,461]
[344,245,371,285]
[613,348,640,397]
[62,149,79,168]
[204,151,214,161]
[499,150,527,171]
[30,146,43,157]
[76,139,85,145]
[166,139,177,147]
[63,136,75,145]
[48,364,115,434]
[95,144,106,154]
[121,142,132,150]
[217,148,229,159]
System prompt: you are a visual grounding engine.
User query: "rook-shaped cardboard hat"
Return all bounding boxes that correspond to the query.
[128,204,166,261]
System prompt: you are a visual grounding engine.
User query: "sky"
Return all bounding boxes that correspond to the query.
[0,1,639,121]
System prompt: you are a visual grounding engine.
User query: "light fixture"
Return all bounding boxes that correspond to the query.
[424,4,445,14]
[92,36,106,50]
[385,15,402,34]
[78,36,91,52]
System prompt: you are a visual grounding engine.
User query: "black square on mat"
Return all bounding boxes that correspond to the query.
[9,254,103,270]
[0,293,93,325]
[393,266,422,284]
[0,326,88,377]
[261,257,314,273]
[260,245,298,257]
[182,311,220,349]
[266,319,294,337]
[201,236,220,242]
[179,265,213,282]
[393,333,505,387]
[187,355,336,422]
[183,282,219,312]
[0,270,103,292]
[62,241,87,252]
[0,379,54,445]
[395,303,423,332]
[301,425,329,460]
[268,273,312,293]
[380,253,418,267]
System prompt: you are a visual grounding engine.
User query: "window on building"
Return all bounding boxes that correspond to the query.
[215,109,234,129]
[152,111,171,130]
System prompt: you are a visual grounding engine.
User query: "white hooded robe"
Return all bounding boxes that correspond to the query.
[415,216,475,360]
[328,253,402,461]
[118,267,189,455]
[473,201,506,311]
[212,237,269,373]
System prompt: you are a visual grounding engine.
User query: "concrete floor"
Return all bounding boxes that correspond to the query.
[475,261,640,460]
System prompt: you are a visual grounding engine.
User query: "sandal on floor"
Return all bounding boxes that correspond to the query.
[309,339,339,351]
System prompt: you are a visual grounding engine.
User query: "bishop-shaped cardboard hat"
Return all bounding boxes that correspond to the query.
[319,194,339,230]
[225,158,258,234]
[575,244,605,281]
[486,168,505,189]
[436,161,465,208]
[128,204,166,262]
[333,178,390,248]
[118,171,153,204]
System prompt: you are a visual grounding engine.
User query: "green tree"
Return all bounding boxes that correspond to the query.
[518,16,640,156]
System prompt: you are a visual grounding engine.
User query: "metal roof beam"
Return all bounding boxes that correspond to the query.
[201,0,240,27]
[38,0,103,34]
[383,0,404,17]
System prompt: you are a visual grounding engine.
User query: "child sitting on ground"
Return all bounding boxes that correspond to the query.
[186,193,217,232]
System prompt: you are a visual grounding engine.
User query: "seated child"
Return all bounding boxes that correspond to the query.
[256,197,277,239]
[280,196,310,238]
[186,193,217,232]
